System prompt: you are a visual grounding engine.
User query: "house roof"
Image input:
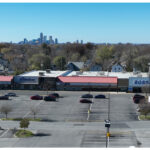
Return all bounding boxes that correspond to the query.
[0,76,13,82]
[58,76,117,84]
[68,62,84,69]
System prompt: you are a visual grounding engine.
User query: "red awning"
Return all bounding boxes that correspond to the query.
[0,76,13,82]
[58,76,117,84]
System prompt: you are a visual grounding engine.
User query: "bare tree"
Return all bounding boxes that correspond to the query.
[30,106,40,120]
[141,85,149,97]
[138,102,150,118]
[0,105,12,119]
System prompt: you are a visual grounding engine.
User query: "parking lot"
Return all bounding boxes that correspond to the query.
[0,91,137,122]
[0,90,146,147]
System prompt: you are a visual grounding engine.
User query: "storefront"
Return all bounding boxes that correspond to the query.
[128,77,150,92]
[0,76,13,89]
[13,76,39,90]
[57,76,118,91]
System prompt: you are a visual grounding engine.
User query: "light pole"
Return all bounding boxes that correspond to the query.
[105,85,111,148]
[148,63,150,102]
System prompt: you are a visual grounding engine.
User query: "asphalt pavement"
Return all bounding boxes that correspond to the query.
[0,90,148,147]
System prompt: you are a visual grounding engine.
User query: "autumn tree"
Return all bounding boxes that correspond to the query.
[20,118,30,131]
[53,56,66,70]
[29,53,51,70]
[95,45,114,70]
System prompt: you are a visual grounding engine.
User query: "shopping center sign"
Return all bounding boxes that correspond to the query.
[129,77,150,87]
[14,76,39,84]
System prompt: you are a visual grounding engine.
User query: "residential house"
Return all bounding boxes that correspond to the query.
[111,63,125,72]
[67,62,84,71]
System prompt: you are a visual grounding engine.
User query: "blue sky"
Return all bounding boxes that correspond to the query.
[0,3,150,43]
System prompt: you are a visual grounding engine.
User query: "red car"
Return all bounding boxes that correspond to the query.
[30,95,43,100]
[133,94,145,104]
[80,99,92,103]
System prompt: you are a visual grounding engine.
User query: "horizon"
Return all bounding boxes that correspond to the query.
[0,3,150,43]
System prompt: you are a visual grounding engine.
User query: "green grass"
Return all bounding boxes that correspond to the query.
[1,118,42,121]
[15,129,34,138]
[139,115,150,120]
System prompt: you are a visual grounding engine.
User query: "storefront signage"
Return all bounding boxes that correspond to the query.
[129,77,150,87]
[14,76,39,84]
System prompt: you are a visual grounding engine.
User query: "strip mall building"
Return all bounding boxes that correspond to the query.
[0,70,148,92]
[57,76,118,91]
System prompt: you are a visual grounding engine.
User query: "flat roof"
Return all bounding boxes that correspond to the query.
[19,70,69,77]
[58,76,117,84]
[67,71,148,79]
[0,76,13,82]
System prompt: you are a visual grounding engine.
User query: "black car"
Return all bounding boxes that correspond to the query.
[81,94,93,98]
[44,96,56,101]
[95,94,106,99]
[0,95,9,100]
[50,93,59,98]
[133,94,145,104]
[5,93,16,97]
[80,99,92,103]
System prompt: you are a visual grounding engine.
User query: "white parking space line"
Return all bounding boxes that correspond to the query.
[23,100,43,118]
[87,98,94,121]
[0,129,9,138]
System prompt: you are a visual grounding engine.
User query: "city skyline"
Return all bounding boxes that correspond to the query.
[1,3,150,43]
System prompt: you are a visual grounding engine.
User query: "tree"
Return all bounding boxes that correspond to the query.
[29,53,51,70]
[20,118,30,131]
[42,43,51,56]
[0,105,12,119]
[95,45,114,70]
[71,53,80,61]
[30,107,40,120]
[53,56,66,70]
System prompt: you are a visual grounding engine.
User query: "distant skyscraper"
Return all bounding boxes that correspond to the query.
[55,38,58,44]
[43,36,47,43]
[40,32,43,44]
[81,40,83,44]
[76,40,79,44]
[49,36,54,44]
[24,38,28,44]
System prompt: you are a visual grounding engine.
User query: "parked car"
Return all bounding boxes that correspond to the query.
[133,94,145,104]
[0,95,9,100]
[81,94,93,98]
[80,99,92,103]
[48,94,57,99]
[5,92,16,97]
[44,96,56,101]
[50,93,59,98]
[95,94,106,99]
[30,95,43,100]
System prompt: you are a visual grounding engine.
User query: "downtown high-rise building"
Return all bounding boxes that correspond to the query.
[43,36,47,43]
[40,32,43,44]
[55,38,58,44]
[49,36,54,44]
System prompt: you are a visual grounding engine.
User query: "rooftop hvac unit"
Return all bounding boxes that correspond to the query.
[99,71,105,75]
[137,74,142,77]
[122,70,126,73]
[46,69,51,73]
[76,71,82,75]
[133,71,140,75]
[39,72,44,76]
